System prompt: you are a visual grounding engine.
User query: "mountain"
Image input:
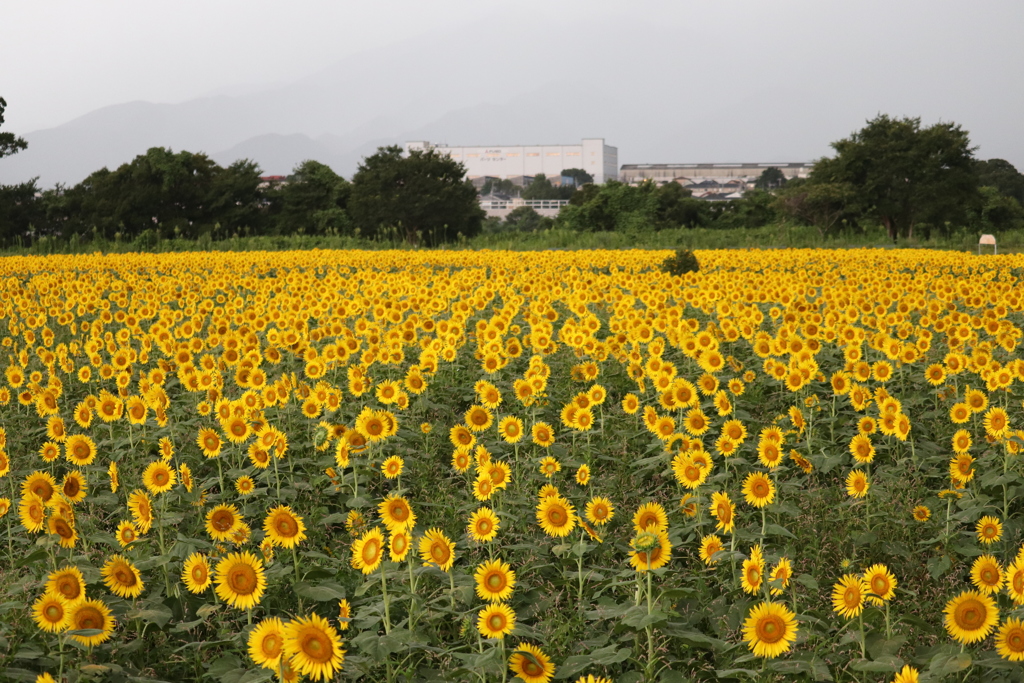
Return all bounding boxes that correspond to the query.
[1,5,1021,186]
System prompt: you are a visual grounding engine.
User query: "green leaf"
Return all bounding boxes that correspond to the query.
[929,652,972,676]
[127,603,173,628]
[927,554,952,580]
[295,582,346,601]
[763,523,796,539]
[794,573,818,590]
[849,657,901,673]
[714,669,760,680]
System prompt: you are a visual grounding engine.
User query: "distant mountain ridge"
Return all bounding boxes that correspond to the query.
[1,8,1021,186]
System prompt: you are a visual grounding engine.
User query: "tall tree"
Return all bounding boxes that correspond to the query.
[974,159,1024,205]
[349,145,484,246]
[813,114,980,240]
[0,97,28,159]
[271,160,350,235]
[754,167,787,191]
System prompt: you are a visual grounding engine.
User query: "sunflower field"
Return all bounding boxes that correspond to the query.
[0,248,1023,683]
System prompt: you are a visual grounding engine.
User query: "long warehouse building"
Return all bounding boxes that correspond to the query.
[406,138,618,184]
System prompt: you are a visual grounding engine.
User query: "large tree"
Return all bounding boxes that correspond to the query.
[271,160,351,235]
[813,114,980,240]
[0,97,28,159]
[974,158,1024,205]
[349,145,484,245]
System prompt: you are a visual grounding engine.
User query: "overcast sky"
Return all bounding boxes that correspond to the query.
[2,0,1023,171]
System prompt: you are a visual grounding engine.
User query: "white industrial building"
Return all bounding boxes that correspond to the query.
[406,138,618,184]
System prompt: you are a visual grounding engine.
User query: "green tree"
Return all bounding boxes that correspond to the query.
[773,180,856,236]
[974,159,1024,205]
[654,182,707,229]
[561,168,594,186]
[349,145,484,245]
[272,160,351,235]
[503,206,551,233]
[814,114,980,240]
[479,178,520,197]
[0,97,28,159]
[0,179,45,245]
[754,167,787,191]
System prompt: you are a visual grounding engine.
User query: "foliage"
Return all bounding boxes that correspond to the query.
[753,167,787,191]
[813,114,981,241]
[349,145,485,246]
[0,249,1021,683]
[660,247,700,275]
[503,206,552,233]
[0,96,28,159]
[480,178,521,197]
[773,179,857,236]
[521,174,575,201]
[269,160,351,236]
[975,159,1024,205]
[561,168,594,186]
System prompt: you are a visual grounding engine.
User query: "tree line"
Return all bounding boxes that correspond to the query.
[1,103,1023,247]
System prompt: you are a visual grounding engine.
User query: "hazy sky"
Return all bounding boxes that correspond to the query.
[2,0,1023,174]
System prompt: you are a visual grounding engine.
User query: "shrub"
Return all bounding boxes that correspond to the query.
[661,248,700,276]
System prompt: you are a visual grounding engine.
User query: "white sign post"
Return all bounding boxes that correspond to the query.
[979,234,996,255]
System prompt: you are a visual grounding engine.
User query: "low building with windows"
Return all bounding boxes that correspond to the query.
[406,138,618,184]
[621,162,812,187]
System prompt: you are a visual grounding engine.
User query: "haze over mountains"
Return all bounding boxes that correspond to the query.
[2,6,1022,187]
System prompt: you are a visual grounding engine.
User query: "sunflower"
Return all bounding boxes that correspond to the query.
[0,498,10,519]
[468,507,500,542]
[983,406,1010,438]
[214,551,267,609]
[338,598,352,629]
[64,434,97,467]
[465,405,494,432]
[108,461,119,493]
[473,474,495,502]
[39,441,60,462]
[575,464,591,486]
[849,434,875,464]
[66,598,115,646]
[585,496,614,526]
[450,425,476,449]
[32,593,69,632]
[182,552,212,593]
[60,471,87,504]
[756,441,783,469]
[742,473,775,508]
[951,429,972,454]
[419,527,456,571]
[769,557,792,596]
[264,505,307,549]
[682,408,710,436]
[179,463,193,492]
[46,565,85,602]
[912,505,931,522]
[475,559,516,602]
[1007,558,1024,604]
[949,453,975,484]
[863,564,897,604]
[142,460,176,495]
[832,574,868,618]
[845,470,869,498]
[477,602,516,639]
[19,493,46,533]
[488,461,511,490]
[248,616,286,669]
[283,613,346,682]
[531,422,555,448]
[206,504,242,542]
[389,530,411,562]
[892,665,920,683]
[742,601,798,658]
[235,475,255,495]
[381,455,404,479]
[949,402,971,424]
[197,427,223,458]
[976,516,1002,545]
[632,502,668,533]
[970,554,1004,594]
[451,448,472,473]
[101,554,145,599]
[699,534,724,565]
[995,617,1024,662]
[538,456,560,478]
[497,416,524,443]
[351,527,385,574]
[125,489,153,534]
[943,590,998,644]
[741,551,764,595]
[509,643,555,683]
[22,471,57,502]
[379,495,416,532]
[672,453,708,489]
[629,527,672,571]
[710,491,735,534]
[535,495,576,538]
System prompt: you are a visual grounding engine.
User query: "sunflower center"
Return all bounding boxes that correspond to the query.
[192,566,207,582]
[154,471,168,485]
[431,543,448,562]
[275,518,295,536]
[753,481,769,497]
[488,614,506,630]
[1007,629,1024,651]
[262,634,281,657]
[981,568,997,584]
[523,660,543,676]
[115,567,136,586]
[956,600,984,629]
[45,604,63,620]
[549,509,566,525]
[477,520,491,534]
[77,608,101,629]
[872,577,887,594]
[844,587,859,607]
[362,540,380,564]
[213,513,234,531]
[301,631,332,662]
[756,615,784,643]
[486,573,506,591]
[229,564,257,594]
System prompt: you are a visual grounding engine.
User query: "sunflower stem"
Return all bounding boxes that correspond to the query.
[645,568,656,680]
[885,601,891,640]
[448,570,456,611]
[858,609,865,659]
[216,456,225,499]
[158,492,171,596]
[407,558,417,632]
[576,528,585,612]
[380,564,392,635]
[272,452,281,499]
[292,546,304,612]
